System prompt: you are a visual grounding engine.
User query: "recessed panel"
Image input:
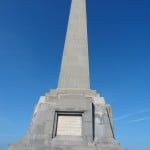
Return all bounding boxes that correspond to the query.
[57,115,82,136]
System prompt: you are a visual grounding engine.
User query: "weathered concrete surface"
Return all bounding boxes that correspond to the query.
[58,0,90,89]
[8,89,121,150]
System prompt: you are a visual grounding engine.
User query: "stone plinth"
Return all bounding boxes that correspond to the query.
[8,89,120,150]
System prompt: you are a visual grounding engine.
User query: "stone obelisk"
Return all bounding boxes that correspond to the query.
[8,0,121,150]
[58,0,89,89]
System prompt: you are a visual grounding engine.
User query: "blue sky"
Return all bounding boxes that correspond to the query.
[0,0,150,149]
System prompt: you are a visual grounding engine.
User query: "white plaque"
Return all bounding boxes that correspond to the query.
[57,115,82,136]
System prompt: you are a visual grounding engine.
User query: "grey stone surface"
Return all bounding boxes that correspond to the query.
[8,0,121,149]
[58,0,89,89]
[8,89,121,150]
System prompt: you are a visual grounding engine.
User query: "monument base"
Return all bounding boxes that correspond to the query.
[8,89,121,150]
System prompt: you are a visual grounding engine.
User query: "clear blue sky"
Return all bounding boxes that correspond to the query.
[0,0,150,150]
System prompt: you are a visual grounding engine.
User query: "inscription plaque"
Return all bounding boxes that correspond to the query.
[56,115,82,136]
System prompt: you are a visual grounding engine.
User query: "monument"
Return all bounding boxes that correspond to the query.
[8,0,121,149]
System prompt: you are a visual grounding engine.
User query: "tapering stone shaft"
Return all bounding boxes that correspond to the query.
[58,0,90,89]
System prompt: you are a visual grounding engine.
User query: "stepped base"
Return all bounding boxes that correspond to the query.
[8,89,121,150]
[8,138,120,150]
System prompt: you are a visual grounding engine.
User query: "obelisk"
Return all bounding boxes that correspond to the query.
[58,0,89,89]
[8,0,121,150]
